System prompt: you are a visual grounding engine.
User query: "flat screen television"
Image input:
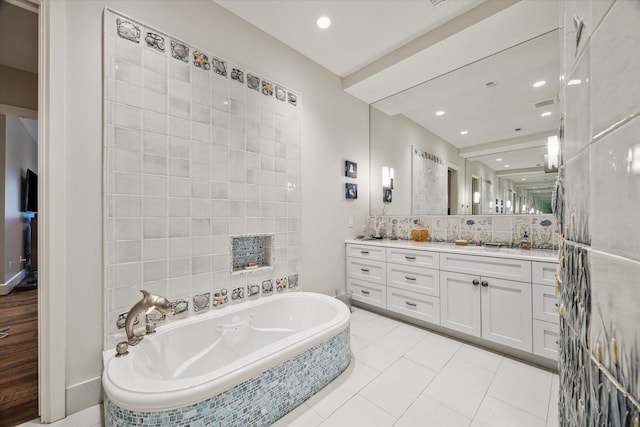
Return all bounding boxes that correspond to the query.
[22,169,38,213]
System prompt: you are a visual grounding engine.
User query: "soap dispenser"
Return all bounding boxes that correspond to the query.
[521,231,531,250]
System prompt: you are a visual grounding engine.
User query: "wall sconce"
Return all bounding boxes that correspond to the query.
[545,135,559,171]
[382,166,394,189]
[473,191,480,204]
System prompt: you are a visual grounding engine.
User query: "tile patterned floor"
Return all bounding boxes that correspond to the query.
[273,306,559,427]
[22,307,559,427]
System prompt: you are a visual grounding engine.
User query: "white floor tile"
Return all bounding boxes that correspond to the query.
[454,343,503,373]
[349,307,378,326]
[471,395,546,427]
[354,340,404,371]
[487,357,553,418]
[19,404,104,427]
[307,357,380,419]
[350,332,369,353]
[403,330,462,372]
[423,357,494,419]
[318,394,396,427]
[391,322,431,341]
[350,314,402,344]
[271,403,323,427]
[547,374,560,427]
[395,395,471,427]
[359,357,436,418]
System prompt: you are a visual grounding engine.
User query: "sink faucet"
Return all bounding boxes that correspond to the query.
[125,290,171,345]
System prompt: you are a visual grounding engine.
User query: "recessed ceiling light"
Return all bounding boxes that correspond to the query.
[435,110,445,116]
[460,130,468,135]
[533,80,546,88]
[504,164,510,168]
[567,79,582,86]
[541,111,552,117]
[316,16,331,29]
[496,158,502,162]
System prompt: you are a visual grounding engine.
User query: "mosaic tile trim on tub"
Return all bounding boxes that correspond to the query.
[105,327,351,427]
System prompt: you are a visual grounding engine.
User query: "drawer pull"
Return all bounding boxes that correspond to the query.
[481,280,489,287]
[405,301,417,307]
[361,290,370,295]
[405,256,416,260]
[405,276,417,281]
[472,279,480,286]
[360,268,370,273]
[360,250,370,255]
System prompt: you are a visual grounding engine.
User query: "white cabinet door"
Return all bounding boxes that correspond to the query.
[532,261,558,286]
[348,278,386,309]
[480,276,533,352]
[440,271,481,337]
[386,248,439,268]
[532,283,559,324]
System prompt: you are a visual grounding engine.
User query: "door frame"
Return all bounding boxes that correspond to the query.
[38,0,67,422]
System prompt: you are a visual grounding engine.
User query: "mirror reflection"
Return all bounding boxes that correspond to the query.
[370,29,560,215]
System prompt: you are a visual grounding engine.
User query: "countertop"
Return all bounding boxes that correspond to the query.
[345,239,558,263]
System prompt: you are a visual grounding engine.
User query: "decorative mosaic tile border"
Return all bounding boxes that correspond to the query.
[114,15,299,106]
[105,327,351,427]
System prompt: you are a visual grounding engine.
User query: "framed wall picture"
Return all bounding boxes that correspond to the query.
[383,188,392,203]
[345,160,357,178]
[345,183,358,199]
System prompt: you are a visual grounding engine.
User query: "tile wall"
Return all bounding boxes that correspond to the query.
[368,214,558,249]
[559,1,640,425]
[103,10,302,348]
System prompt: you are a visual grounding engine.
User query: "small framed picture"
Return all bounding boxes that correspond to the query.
[345,183,358,199]
[383,188,392,203]
[345,161,357,178]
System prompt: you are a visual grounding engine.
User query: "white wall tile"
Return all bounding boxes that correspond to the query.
[113,127,142,152]
[143,239,167,261]
[143,110,167,134]
[143,133,167,155]
[144,218,168,239]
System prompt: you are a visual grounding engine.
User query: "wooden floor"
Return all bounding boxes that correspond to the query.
[0,289,38,427]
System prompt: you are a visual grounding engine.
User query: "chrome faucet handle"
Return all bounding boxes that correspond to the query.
[115,341,129,357]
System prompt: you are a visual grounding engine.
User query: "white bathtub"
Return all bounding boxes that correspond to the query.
[103,292,351,418]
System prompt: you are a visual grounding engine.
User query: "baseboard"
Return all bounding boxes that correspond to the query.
[66,376,103,416]
[0,269,27,295]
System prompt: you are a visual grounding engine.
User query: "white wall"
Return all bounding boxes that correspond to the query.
[3,115,37,282]
[55,0,369,414]
[370,106,466,216]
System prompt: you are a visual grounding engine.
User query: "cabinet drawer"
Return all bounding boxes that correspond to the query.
[533,319,559,360]
[386,248,439,268]
[440,253,531,283]
[346,257,386,285]
[532,284,559,324]
[387,264,439,297]
[346,244,386,261]
[532,261,558,286]
[348,279,386,309]
[386,287,440,326]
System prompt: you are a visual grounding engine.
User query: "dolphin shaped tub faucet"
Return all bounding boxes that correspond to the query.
[116,290,171,356]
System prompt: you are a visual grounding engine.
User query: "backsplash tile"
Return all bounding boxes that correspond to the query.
[367,214,558,249]
[104,9,302,348]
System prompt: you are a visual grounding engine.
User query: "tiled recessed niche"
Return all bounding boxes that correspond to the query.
[231,234,274,275]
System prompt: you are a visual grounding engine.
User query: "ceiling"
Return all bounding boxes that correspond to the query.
[0,1,38,74]
[214,0,486,78]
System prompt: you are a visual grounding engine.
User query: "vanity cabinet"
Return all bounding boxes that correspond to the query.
[345,242,558,361]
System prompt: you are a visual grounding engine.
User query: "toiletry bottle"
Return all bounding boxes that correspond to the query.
[521,231,531,250]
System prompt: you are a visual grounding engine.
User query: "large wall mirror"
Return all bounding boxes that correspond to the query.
[370,29,560,216]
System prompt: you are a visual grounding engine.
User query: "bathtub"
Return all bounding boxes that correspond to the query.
[103,292,351,426]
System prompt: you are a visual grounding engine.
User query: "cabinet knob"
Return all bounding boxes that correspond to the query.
[481,280,489,287]
[472,279,480,286]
